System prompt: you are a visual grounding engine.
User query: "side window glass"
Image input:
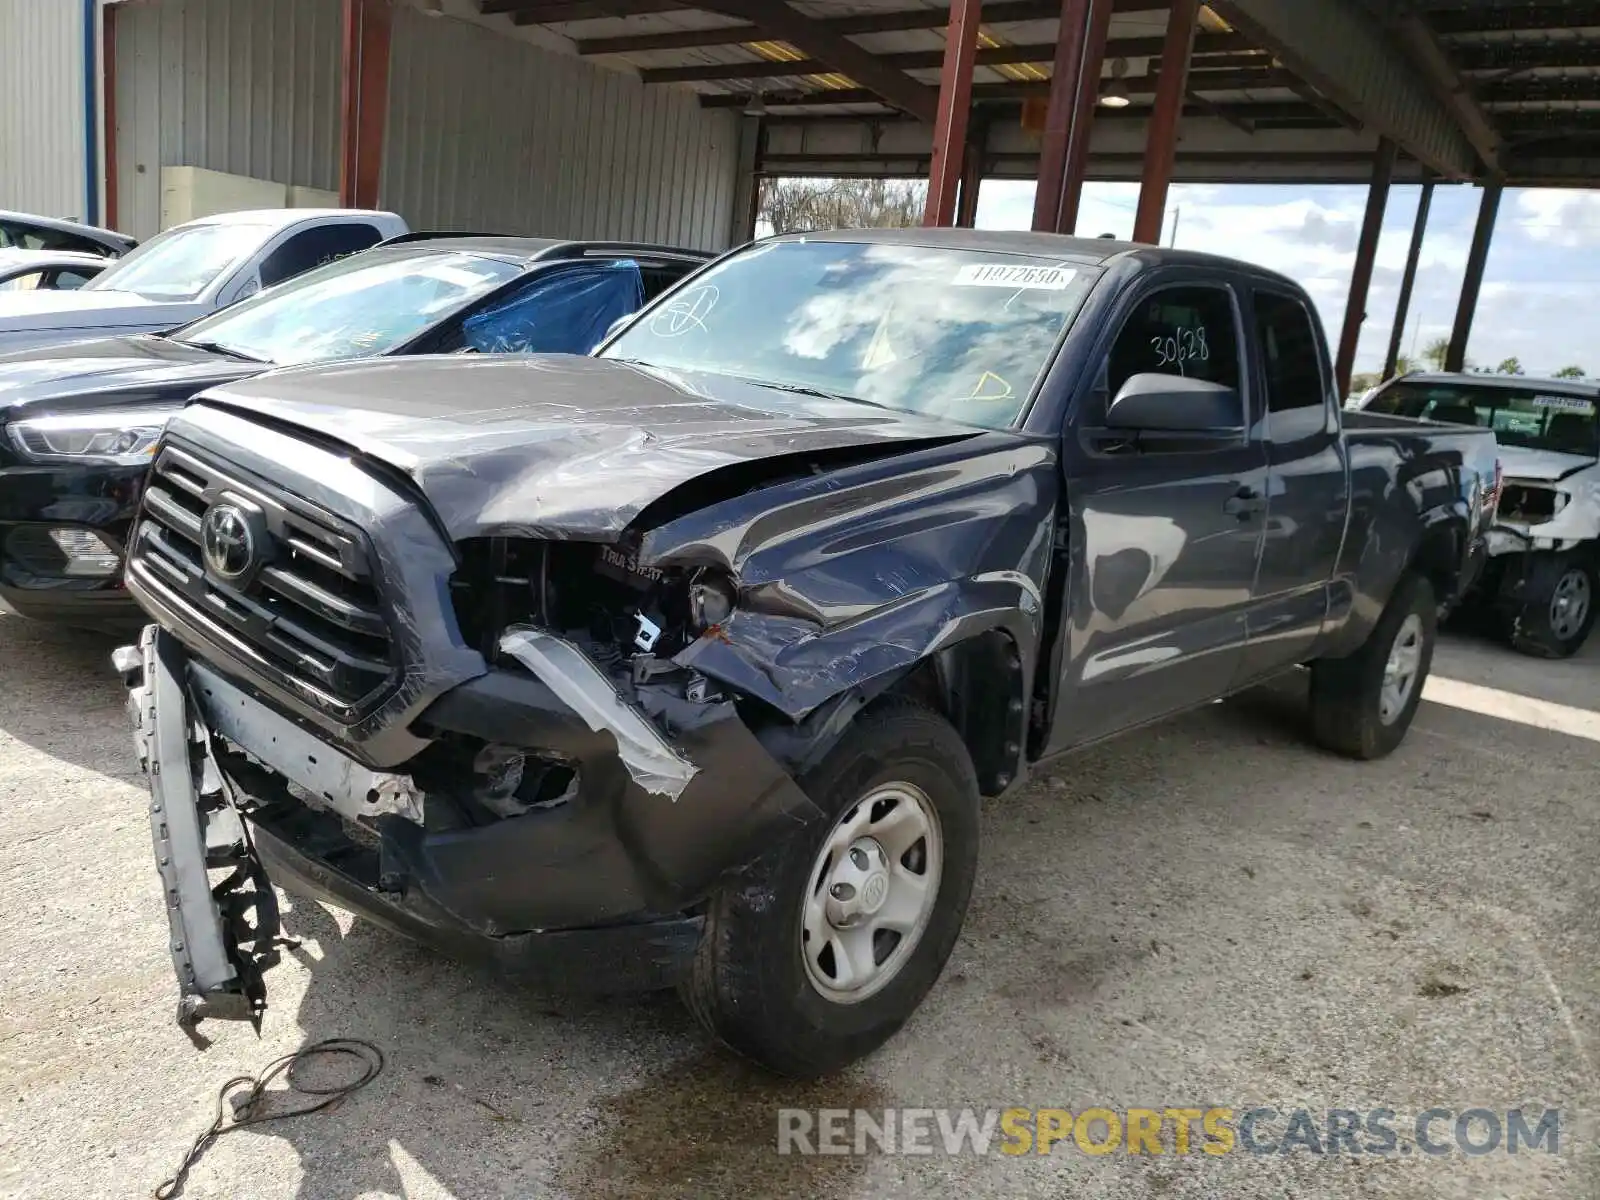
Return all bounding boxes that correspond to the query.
[1254,291,1326,413]
[0,271,45,292]
[1106,284,1241,399]
[50,269,98,290]
[258,224,382,288]
[457,261,646,355]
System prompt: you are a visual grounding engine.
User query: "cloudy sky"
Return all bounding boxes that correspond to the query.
[973,180,1600,379]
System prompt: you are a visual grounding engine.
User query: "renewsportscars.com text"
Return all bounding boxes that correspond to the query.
[777,1107,1560,1157]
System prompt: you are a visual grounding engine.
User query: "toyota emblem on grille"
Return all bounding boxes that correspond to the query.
[201,503,257,580]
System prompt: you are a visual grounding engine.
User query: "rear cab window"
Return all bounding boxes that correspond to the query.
[1368,380,1599,457]
[1253,288,1332,441]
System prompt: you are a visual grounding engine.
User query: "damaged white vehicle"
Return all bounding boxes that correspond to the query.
[1362,372,1598,657]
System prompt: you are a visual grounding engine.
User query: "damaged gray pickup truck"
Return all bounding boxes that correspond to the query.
[116,230,1499,1077]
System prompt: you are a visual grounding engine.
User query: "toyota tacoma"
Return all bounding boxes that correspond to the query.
[116,230,1499,1077]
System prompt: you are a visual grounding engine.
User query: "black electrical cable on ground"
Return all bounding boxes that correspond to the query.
[155,1037,385,1199]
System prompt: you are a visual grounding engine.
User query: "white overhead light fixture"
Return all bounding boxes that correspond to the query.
[418,0,444,16]
[1100,57,1132,108]
[744,92,769,117]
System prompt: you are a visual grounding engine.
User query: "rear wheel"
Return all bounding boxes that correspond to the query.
[1508,554,1596,659]
[1309,571,1436,760]
[682,699,980,1078]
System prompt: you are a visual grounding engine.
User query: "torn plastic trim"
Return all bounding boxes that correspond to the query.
[191,661,426,826]
[498,626,699,801]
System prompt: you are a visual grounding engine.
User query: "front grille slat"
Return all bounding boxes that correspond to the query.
[129,443,398,717]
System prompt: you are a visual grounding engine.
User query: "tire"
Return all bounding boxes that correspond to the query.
[1507,553,1596,659]
[682,697,980,1078]
[1309,571,1436,760]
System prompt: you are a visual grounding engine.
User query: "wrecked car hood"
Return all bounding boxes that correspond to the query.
[190,354,980,539]
[1495,444,1598,483]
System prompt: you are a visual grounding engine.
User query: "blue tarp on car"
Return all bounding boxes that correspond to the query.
[460,259,645,355]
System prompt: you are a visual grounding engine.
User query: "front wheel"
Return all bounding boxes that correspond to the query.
[1309,571,1436,760]
[682,699,980,1078]
[1508,554,1596,659]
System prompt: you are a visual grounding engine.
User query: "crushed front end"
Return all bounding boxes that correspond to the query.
[115,410,825,1031]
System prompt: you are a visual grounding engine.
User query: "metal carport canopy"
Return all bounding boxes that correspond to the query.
[478,0,1600,188]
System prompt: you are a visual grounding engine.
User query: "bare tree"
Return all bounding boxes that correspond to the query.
[759,177,928,235]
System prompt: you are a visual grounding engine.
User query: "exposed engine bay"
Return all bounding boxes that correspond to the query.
[410,537,744,828]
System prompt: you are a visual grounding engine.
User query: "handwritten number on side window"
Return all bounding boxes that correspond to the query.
[1150,325,1209,374]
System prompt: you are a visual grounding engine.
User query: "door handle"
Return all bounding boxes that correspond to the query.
[1223,487,1265,520]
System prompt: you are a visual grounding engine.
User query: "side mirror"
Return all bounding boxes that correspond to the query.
[1106,373,1242,436]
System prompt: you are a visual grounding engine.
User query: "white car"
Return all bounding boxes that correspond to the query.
[0,208,407,354]
[0,249,109,292]
[1361,372,1598,657]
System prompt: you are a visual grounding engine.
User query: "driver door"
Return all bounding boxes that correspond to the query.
[1048,277,1269,751]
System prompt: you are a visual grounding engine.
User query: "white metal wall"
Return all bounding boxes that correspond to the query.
[113,0,343,239]
[0,0,88,219]
[382,5,743,250]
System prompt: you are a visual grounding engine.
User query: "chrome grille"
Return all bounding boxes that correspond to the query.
[128,441,396,715]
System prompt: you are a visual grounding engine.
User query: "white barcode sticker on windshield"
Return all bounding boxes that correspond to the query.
[953,263,1075,290]
[1531,394,1596,414]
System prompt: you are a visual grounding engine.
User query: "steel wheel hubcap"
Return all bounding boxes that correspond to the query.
[801,782,943,1004]
[1380,613,1425,725]
[1550,569,1592,641]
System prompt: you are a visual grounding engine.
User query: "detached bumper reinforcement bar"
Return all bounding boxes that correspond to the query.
[118,626,280,1031]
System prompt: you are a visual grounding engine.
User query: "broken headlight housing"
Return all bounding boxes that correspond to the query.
[688,569,737,631]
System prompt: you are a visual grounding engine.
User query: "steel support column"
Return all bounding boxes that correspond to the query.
[1057,0,1115,233]
[1445,181,1502,373]
[1031,0,1091,231]
[339,0,393,209]
[1133,0,1200,244]
[956,117,988,227]
[923,0,983,226]
[1383,178,1433,380]
[1334,137,1396,399]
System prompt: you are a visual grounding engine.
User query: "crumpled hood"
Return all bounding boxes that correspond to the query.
[0,334,260,417]
[189,354,980,539]
[0,288,202,338]
[1497,444,1598,483]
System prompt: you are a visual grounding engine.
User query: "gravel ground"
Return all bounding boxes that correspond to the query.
[0,608,1595,1200]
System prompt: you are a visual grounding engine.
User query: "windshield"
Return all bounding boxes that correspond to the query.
[602,240,1095,429]
[1369,380,1599,457]
[172,249,523,365]
[85,222,273,300]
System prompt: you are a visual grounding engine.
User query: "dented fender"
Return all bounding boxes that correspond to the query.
[639,434,1058,722]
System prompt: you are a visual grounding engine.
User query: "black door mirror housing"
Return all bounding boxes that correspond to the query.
[1106,373,1243,436]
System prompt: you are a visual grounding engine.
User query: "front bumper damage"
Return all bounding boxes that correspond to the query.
[118,623,825,1033]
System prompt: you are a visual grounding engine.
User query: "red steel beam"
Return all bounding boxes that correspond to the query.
[924,0,983,225]
[1031,0,1091,232]
[1334,137,1396,398]
[1056,0,1115,232]
[1133,0,1199,243]
[339,0,393,209]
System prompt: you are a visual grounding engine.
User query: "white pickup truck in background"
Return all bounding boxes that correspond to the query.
[1359,371,1599,657]
[0,209,407,354]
